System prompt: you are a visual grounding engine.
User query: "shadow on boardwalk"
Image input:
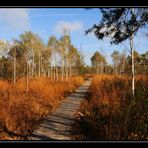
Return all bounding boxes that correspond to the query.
[29,79,91,140]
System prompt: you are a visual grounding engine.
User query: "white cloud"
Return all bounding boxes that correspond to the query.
[55,21,83,34]
[0,8,30,31]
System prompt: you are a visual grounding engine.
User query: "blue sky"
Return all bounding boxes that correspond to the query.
[0,8,147,65]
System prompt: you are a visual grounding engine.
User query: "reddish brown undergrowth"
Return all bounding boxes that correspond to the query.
[73,75,148,140]
[0,76,84,140]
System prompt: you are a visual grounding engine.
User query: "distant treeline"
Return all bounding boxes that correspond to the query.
[0,30,85,82]
[90,50,148,75]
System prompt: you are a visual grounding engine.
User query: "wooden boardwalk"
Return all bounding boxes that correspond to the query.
[29,79,91,140]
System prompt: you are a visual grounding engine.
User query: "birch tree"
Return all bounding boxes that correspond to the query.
[18,31,45,77]
[111,50,120,75]
[68,45,78,77]
[91,51,107,74]
[9,42,18,83]
[0,40,10,78]
[120,49,126,74]
[60,34,71,81]
[58,40,65,81]
[86,8,148,98]
[47,36,58,81]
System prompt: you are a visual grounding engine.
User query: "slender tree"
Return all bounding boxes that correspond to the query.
[68,45,79,77]
[18,31,45,77]
[140,51,148,75]
[86,8,148,98]
[111,50,120,75]
[91,51,107,74]
[0,40,10,77]
[47,36,58,81]
[120,49,126,74]
[60,34,71,81]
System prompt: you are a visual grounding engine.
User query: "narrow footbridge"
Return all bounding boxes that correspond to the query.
[30,79,91,140]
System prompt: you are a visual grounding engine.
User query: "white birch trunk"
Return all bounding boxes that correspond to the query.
[26,62,29,92]
[61,60,64,82]
[32,51,34,77]
[130,33,135,97]
[66,56,69,82]
[13,48,16,83]
[130,8,135,98]
[50,66,52,81]
[38,54,41,77]
[56,66,58,81]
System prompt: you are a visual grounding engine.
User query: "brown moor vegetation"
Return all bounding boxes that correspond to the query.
[73,75,148,140]
[0,76,84,140]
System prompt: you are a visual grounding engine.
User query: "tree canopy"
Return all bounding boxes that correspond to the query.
[86,8,148,44]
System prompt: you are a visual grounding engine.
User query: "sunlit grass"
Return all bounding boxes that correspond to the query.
[0,76,84,140]
[73,74,148,140]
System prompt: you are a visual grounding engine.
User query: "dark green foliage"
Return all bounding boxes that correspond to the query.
[86,8,148,44]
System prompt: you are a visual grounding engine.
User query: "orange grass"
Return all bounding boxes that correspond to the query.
[73,74,148,140]
[0,76,84,140]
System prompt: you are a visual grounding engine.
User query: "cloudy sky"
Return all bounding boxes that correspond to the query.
[0,8,147,65]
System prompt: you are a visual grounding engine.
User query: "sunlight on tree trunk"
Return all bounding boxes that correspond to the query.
[56,66,58,81]
[38,53,41,77]
[61,60,64,81]
[26,62,29,92]
[130,33,135,98]
[32,50,34,77]
[130,8,135,99]
[50,66,53,81]
[13,48,16,83]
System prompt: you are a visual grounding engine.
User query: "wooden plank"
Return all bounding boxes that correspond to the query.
[29,79,91,140]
